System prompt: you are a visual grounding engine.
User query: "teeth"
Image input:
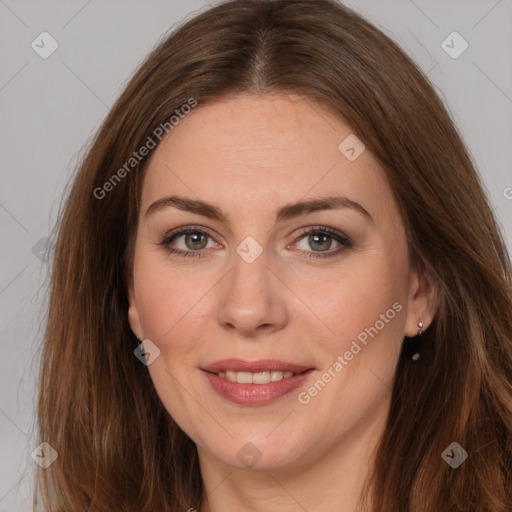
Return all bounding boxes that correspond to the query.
[218,370,295,384]
[254,371,272,384]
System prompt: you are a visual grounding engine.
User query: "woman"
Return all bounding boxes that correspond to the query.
[35,0,512,510]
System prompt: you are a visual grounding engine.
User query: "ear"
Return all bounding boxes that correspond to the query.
[403,264,438,337]
[127,284,144,340]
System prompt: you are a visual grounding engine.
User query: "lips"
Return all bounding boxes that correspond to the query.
[200,358,316,405]
[201,358,313,374]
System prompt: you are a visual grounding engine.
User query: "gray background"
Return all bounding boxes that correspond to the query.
[1,0,511,509]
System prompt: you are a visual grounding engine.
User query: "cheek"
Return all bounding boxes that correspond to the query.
[294,256,405,354]
[132,247,196,348]
[305,259,406,424]
[306,257,408,407]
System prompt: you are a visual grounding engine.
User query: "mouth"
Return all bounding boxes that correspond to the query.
[203,368,310,384]
[200,359,315,405]
[200,358,314,378]
[204,369,310,384]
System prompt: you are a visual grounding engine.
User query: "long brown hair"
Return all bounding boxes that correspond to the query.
[34,0,512,510]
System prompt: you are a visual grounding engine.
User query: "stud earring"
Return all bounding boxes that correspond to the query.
[412,321,423,361]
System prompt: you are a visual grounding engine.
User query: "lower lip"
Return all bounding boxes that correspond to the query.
[202,369,314,405]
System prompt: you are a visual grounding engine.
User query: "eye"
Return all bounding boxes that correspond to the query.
[159,225,352,260]
[291,226,352,260]
[159,226,220,258]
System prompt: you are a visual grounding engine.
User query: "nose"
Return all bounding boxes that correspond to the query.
[216,246,289,338]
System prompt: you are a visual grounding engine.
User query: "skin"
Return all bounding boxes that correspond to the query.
[127,93,437,512]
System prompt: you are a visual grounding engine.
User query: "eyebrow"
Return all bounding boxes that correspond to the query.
[144,195,373,223]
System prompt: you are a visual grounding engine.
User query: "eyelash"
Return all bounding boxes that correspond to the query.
[158,225,353,260]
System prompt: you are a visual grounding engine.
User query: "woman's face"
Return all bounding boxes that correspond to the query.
[128,93,434,472]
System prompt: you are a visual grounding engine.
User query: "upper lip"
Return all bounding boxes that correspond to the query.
[201,358,313,374]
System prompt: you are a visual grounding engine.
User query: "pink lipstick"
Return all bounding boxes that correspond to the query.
[201,358,315,405]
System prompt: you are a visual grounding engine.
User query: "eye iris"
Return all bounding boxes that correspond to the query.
[186,232,208,250]
[309,233,331,251]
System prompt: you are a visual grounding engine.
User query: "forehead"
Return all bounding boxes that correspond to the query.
[141,93,394,226]
[148,94,352,170]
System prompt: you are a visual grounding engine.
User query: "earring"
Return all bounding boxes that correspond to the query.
[412,321,423,361]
